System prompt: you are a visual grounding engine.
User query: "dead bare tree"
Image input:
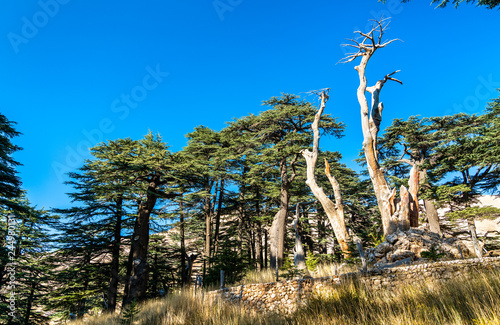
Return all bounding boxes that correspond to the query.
[301,89,351,257]
[340,18,414,236]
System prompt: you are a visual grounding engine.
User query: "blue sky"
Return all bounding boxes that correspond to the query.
[1,0,499,210]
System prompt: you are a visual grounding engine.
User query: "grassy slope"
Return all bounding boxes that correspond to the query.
[71,267,500,325]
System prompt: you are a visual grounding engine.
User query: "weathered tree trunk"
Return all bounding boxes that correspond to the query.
[398,185,410,231]
[342,19,403,236]
[419,169,441,235]
[107,196,123,312]
[301,90,351,257]
[352,234,367,273]
[468,219,483,259]
[408,165,419,227]
[424,199,441,235]
[270,158,292,269]
[293,203,308,272]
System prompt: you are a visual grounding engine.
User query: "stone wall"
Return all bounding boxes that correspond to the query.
[208,257,500,313]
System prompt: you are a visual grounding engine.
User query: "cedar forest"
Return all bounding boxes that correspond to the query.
[1,6,500,325]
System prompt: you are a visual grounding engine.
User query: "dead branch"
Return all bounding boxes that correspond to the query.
[338,18,402,64]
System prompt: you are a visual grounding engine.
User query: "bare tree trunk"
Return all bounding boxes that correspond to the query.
[398,185,410,231]
[468,219,483,259]
[424,199,441,235]
[293,203,308,272]
[269,198,288,269]
[341,18,403,236]
[352,234,367,273]
[301,90,351,257]
[419,169,441,235]
[408,165,419,227]
[270,158,292,269]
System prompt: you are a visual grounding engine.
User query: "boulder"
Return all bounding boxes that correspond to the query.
[367,229,469,266]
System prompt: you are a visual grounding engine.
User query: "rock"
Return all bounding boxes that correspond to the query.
[388,249,415,262]
[376,257,413,269]
[369,229,470,265]
[374,242,393,258]
[386,233,399,245]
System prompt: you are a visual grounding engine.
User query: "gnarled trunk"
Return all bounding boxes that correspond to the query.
[301,90,351,257]
[341,19,404,236]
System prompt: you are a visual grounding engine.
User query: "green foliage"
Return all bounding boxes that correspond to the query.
[447,206,500,221]
[279,255,294,271]
[434,184,472,210]
[421,245,445,260]
[0,113,23,211]
[205,247,247,287]
[369,233,386,247]
[120,299,139,325]
[306,252,319,272]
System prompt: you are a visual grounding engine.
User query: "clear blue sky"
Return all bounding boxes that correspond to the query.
[1,0,499,210]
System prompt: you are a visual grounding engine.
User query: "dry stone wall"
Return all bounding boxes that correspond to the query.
[208,257,500,313]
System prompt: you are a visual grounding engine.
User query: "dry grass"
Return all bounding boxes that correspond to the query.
[71,268,500,325]
[236,262,358,285]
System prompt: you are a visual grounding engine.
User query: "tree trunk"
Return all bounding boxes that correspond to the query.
[179,201,187,287]
[269,160,290,269]
[107,196,123,312]
[152,250,158,296]
[125,177,159,305]
[424,199,441,235]
[78,252,91,318]
[408,165,419,227]
[301,90,351,257]
[213,179,224,253]
[419,169,441,235]
[293,203,308,272]
[468,219,483,259]
[398,185,410,231]
[255,189,263,271]
[23,280,36,325]
[264,229,268,269]
[358,64,399,236]
[343,20,403,236]
[204,193,212,261]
